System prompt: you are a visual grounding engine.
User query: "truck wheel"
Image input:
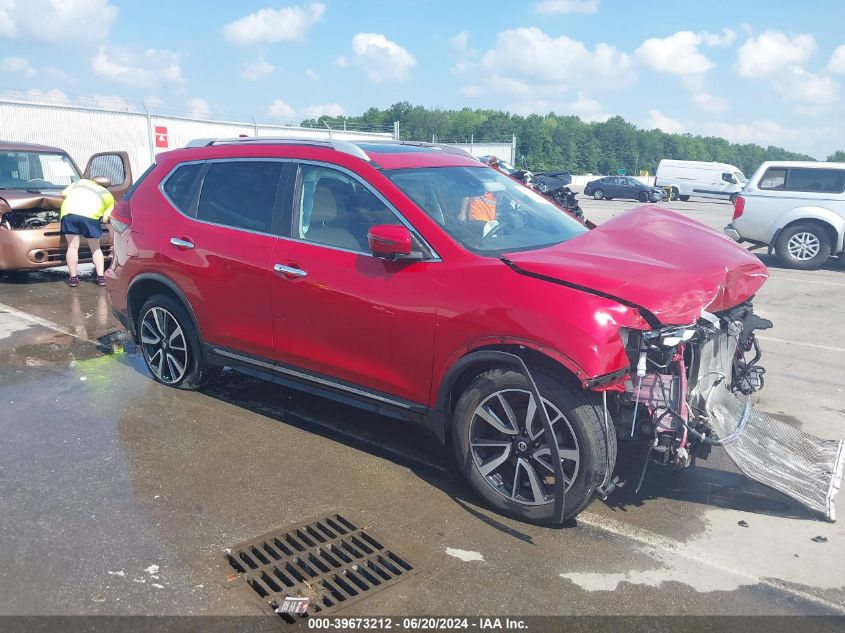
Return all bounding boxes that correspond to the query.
[592,189,604,200]
[670,187,679,201]
[679,195,690,202]
[452,368,616,524]
[137,294,219,390]
[774,224,831,270]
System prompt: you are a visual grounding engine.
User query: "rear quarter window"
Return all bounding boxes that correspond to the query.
[162,162,203,212]
[759,168,787,190]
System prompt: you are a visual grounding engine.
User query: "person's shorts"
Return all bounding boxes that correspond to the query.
[60,215,103,239]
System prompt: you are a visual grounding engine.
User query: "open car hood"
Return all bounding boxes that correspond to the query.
[503,205,768,326]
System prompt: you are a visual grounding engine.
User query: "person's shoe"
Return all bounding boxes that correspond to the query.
[67,276,79,288]
[96,276,107,287]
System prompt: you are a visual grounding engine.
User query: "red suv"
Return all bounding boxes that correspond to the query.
[106,138,772,523]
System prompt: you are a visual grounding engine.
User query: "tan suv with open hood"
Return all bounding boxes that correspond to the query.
[0,141,132,271]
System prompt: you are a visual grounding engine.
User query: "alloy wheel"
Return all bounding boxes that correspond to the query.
[140,307,188,384]
[787,232,821,261]
[469,389,580,506]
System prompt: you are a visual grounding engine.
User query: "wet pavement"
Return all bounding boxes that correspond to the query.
[1,199,844,619]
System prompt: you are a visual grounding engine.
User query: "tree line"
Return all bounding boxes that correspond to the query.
[302,102,844,177]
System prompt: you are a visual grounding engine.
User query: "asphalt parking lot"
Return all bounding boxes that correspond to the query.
[1,195,843,620]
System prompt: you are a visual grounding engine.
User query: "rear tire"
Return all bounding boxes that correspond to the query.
[679,195,690,202]
[452,367,616,524]
[137,294,218,390]
[670,187,679,201]
[592,189,604,200]
[775,224,831,270]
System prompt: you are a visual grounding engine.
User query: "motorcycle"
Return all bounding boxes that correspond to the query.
[479,156,587,223]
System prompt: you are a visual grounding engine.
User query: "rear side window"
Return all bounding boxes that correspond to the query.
[786,168,845,194]
[197,161,282,233]
[759,168,787,190]
[162,163,202,211]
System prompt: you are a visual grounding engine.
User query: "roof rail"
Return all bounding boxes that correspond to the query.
[183,136,372,161]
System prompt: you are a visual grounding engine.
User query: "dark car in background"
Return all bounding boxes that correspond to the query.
[584,176,664,202]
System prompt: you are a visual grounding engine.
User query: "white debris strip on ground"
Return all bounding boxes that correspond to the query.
[144,564,160,575]
[107,570,125,577]
[445,548,484,562]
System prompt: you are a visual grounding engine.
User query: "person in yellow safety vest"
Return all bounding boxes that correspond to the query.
[60,177,114,288]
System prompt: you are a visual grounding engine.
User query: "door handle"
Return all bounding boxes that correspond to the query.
[170,237,194,249]
[274,263,308,278]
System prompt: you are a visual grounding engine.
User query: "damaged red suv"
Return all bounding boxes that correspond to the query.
[106,139,781,523]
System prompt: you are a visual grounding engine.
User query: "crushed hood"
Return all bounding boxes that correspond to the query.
[0,190,63,211]
[503,205,768,325]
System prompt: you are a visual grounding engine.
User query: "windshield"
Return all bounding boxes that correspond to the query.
[386,166,588,253]
[734,170,747,184]
[0,151,81,189]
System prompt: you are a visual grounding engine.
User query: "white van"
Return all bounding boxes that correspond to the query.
[655,159,746,202]
[725,160,845,270]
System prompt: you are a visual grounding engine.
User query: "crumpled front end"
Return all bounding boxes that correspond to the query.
[619,301,844,521]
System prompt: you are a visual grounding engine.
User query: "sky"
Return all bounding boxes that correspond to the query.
[1,0,844,157]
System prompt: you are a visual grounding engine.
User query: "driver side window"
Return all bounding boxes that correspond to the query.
[297,164,400,252]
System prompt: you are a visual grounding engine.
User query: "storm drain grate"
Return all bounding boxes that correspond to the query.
[227,514,416,623]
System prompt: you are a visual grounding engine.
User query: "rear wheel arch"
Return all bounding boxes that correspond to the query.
[780,218,840,254]
[127,274,203,344]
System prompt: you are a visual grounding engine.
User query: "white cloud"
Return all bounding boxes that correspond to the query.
[828,45,845,74]
[534,0,599,14]
[0,0,117,43]
[349,32,416,83]
[92,94,131,111]
[479,27,631,87]
[691,92,728,113]
[242,55,274,81]
[268,98,297,119]
[646,110,685,134]
[44,66,75,83]
[186,98,211,119]
[451,30,476,57]
[92,47,183,87]
[701,120,797,145]
[735,31,816,77]
[2,87,69,104]
[568,92,609,122]
[301,103,344,118]
[305,68,318,80]
[334,55,348,68]
[0,55,35,77]
[774,66,840,110]
[223,2,324,46]
[636,29,735,79]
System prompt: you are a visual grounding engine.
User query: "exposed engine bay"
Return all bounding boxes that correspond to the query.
[611,301,844,521]
[0,209,60,230]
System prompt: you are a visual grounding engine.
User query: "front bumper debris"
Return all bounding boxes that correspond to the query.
[706,385,844,522]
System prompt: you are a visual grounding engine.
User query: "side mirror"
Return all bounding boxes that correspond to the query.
[92,176,112,188]
[368,224,419,261]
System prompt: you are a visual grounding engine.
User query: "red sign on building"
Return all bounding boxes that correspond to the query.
[154,126,168,148]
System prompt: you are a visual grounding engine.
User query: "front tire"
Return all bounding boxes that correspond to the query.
[638,191,649,203]
[679,195,690,202]
[452,368,616,524]
[592,189,604,200]
[137,294,218,390]
[775,224,831,270]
